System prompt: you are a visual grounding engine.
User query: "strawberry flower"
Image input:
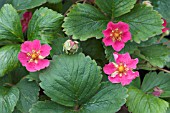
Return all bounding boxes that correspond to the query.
[21,12,32,32]
[102,21,131,51]
[103,52,139,86]
[18,40,52,72]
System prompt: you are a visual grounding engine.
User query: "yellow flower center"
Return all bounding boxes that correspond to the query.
[27,50,43,63]
[110,29,122,42]
[118,65,125,73]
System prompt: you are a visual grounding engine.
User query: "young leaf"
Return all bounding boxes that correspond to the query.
[117,4,162,43]
[39,53,102,107]
[0,4,23,42]
[95,0,136,18]
[29,101,70,113]
[27,7,64,44]
[0,45,20,77]
[138,44,170,67]
[16,79,40,113]
[141,72,170,98]
[62,3,109,41]
[127,87,169,113]
[8,0,46,11]
[0,86,19,113]
[80,82,128,113]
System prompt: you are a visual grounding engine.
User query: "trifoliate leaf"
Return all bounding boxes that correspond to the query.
[0,45,20,77]
[80,82,128,113]
[0,4,23,42]
[0,86,19,113]
[16,79,40,112]
[117,4,162,43]
[39,53,102,107]
[95,0,136,18]
[141,72,170,98]
[127,87,169,113]
[27,7,64,44]
[62,3,109,41]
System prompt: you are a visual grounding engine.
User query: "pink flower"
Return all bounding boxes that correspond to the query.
[102,21,131,51]
[103,52,139,86]
[21,12,32,32]
[162,18,169,33]
[152,87,164,97]
[18,40,52,72]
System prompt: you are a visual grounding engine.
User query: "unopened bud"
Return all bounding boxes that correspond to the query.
[63,40,79,54]
[164,30,170,36]
[142,1,153,7]
[152,87,164,97]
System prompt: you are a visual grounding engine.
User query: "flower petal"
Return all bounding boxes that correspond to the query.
[25,62,36,72]
[32,40,41,51]
[117,22,130,32]
[40,44,52,57]
[102,29,112,37]
[103,63,117,75]
[102,37,113,46]
[21,41,33,53]
[107,21,119,30]
[126,58,138,69]
[18,52,30,66]
[108,75,121,83]
[121,32,131,42]
[35,59,50,71]
[112,41,125,51]
[114,52,131,64]
[126,70,139,80]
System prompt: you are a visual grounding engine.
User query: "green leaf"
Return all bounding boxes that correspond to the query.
[138,44,170,67]
[39,53,102,107]
[95,0,136,18]
[9,0,46,11]
[47,0,62,4]
[127,87,169,113]
[29,101,69,113]
[0,4,23,42]
[129,77,141,89]
[16,79,40,113]
[80,82,128,113]
[26,72,40,82]
[157,0,170,27]
[0,45,20,77]
[62,3,109,41]
[50,37,69,56]
[141,72,170,98]
[27,7,64,44]
[117,4,162,43]
[0,86,19,113]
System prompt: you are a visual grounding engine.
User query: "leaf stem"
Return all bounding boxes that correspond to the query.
[157,34,166,43]
[156,67,170,74]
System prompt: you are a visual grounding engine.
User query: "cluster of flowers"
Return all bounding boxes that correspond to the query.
[18,11,169,87]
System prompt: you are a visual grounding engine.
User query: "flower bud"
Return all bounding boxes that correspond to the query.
[152,87,164,97]
[142,1,153,7]
[63,40,79,54]
[164,30,170,36]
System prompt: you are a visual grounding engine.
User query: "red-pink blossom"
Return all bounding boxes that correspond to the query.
[18,40,51,72]
[103,52,139,86]
[21,12,32,32]
[152,87,164,97]
[102,21,131,51]
[162,18,169,33]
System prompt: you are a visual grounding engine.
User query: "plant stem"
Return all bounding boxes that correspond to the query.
[157,67,170,73]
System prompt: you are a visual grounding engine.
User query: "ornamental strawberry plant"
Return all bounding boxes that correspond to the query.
[0,0,170,113]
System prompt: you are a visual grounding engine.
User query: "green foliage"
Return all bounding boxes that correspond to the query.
[80,82,128,113]
[16,79,40,112]
[0,45,20,77]
[30,101,69,113]
[62,3,109,41]
[141,72,170,98]
[138,44,170,67]
[39,53,102,107]
[0,4,23,42]
[0,86,19,113]
[117,4,162,43]
[47,0,62,4]
[8,0,46,11]
[27,7,64,44]
[127,87,169,113]
[95,0,136,18]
